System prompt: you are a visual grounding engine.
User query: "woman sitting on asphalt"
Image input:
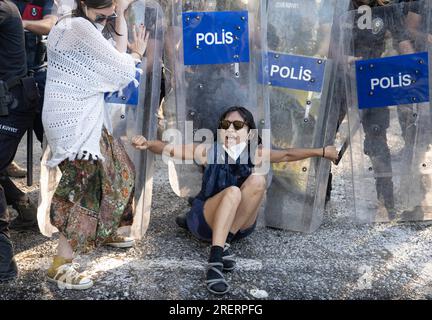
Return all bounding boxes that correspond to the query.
[132,106,338,295]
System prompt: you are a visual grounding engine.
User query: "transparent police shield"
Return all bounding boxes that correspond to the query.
[264,0,349,232]
[340,1,432,223]
[105,0,163,238]
[38,0,164,239]
[165,0,269,198]
[155,0,177,135]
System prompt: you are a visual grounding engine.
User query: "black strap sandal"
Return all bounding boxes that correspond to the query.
[222,243,236,272]
[205,262,230,295]
[175,212,188,230]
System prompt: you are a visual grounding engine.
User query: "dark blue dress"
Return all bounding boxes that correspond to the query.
[186,143,257,242]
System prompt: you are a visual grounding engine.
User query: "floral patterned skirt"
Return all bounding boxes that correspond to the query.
[50,128,135,253]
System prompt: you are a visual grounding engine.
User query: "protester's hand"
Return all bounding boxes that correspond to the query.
[131,135,149,150]
[428,34,432,44]
[347,55,362,65]
[128,24,150,57]
[323,145,338,163]
[115,0,134,14]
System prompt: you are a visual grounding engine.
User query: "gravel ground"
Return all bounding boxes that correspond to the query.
[1,132,432,300]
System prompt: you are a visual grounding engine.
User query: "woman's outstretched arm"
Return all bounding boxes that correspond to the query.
[131,135,208,163]
[268,145,338,163]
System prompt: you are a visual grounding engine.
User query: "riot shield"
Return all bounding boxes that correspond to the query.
[264,0,349,232]
[165,0,269,197]
[340,1,432,223]
[154,0,177,137]
[38,0,164,239]
[105,0,163,238]
[428,1,432,114]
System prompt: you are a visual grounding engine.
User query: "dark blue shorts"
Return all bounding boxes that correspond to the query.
[186,198,256,242]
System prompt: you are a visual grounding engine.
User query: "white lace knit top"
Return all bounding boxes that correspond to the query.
[42,16,141,167]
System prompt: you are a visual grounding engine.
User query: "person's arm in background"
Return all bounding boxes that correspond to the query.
[398,39,415,54]
[405,10,432,46]
[315,0,336,57]
[113,0,133,53]
[389,3,415,54]
[22,0,57,35]
[317,23,332,58]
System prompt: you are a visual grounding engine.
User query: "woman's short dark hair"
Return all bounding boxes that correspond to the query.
[217,106,262,145]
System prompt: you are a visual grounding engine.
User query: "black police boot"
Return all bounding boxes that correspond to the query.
[10,198,38,231]
[187,196,195,206]
[0,232,18,281]
[387,208,397,221]
[175,212,188,230]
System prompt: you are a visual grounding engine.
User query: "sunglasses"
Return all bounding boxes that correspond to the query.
[220,120,247,131]
[94,12,118,24]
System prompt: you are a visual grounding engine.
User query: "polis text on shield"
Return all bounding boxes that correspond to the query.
[196,29,234,46]
[370,73,412,91]
[270,64,312,81]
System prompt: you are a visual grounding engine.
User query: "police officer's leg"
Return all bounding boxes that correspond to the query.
[0,86,37,229]
[0,133,37,230]
[32,68,46,144]
[4,69,46,177]
[0,184,18,281]
[0,172,37,229]
[396,104,416,158]
[0,156,37,231]
[363,122,396,219]
[370,138,396,214]
[0,185,9,236]
[0,172,26,203]
[0,122,21,279]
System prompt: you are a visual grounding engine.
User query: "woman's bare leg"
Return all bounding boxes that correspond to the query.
[57,234,73,260]
[203,186,242,247]
[230,174,266,234]
[203,186,241,294]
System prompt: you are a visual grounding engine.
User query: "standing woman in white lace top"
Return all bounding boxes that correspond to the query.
[42,0,148,290]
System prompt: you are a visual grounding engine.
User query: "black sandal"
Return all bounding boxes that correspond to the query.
[205,262,230,295]
[175,212,188,230]
[222,243,236,272]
